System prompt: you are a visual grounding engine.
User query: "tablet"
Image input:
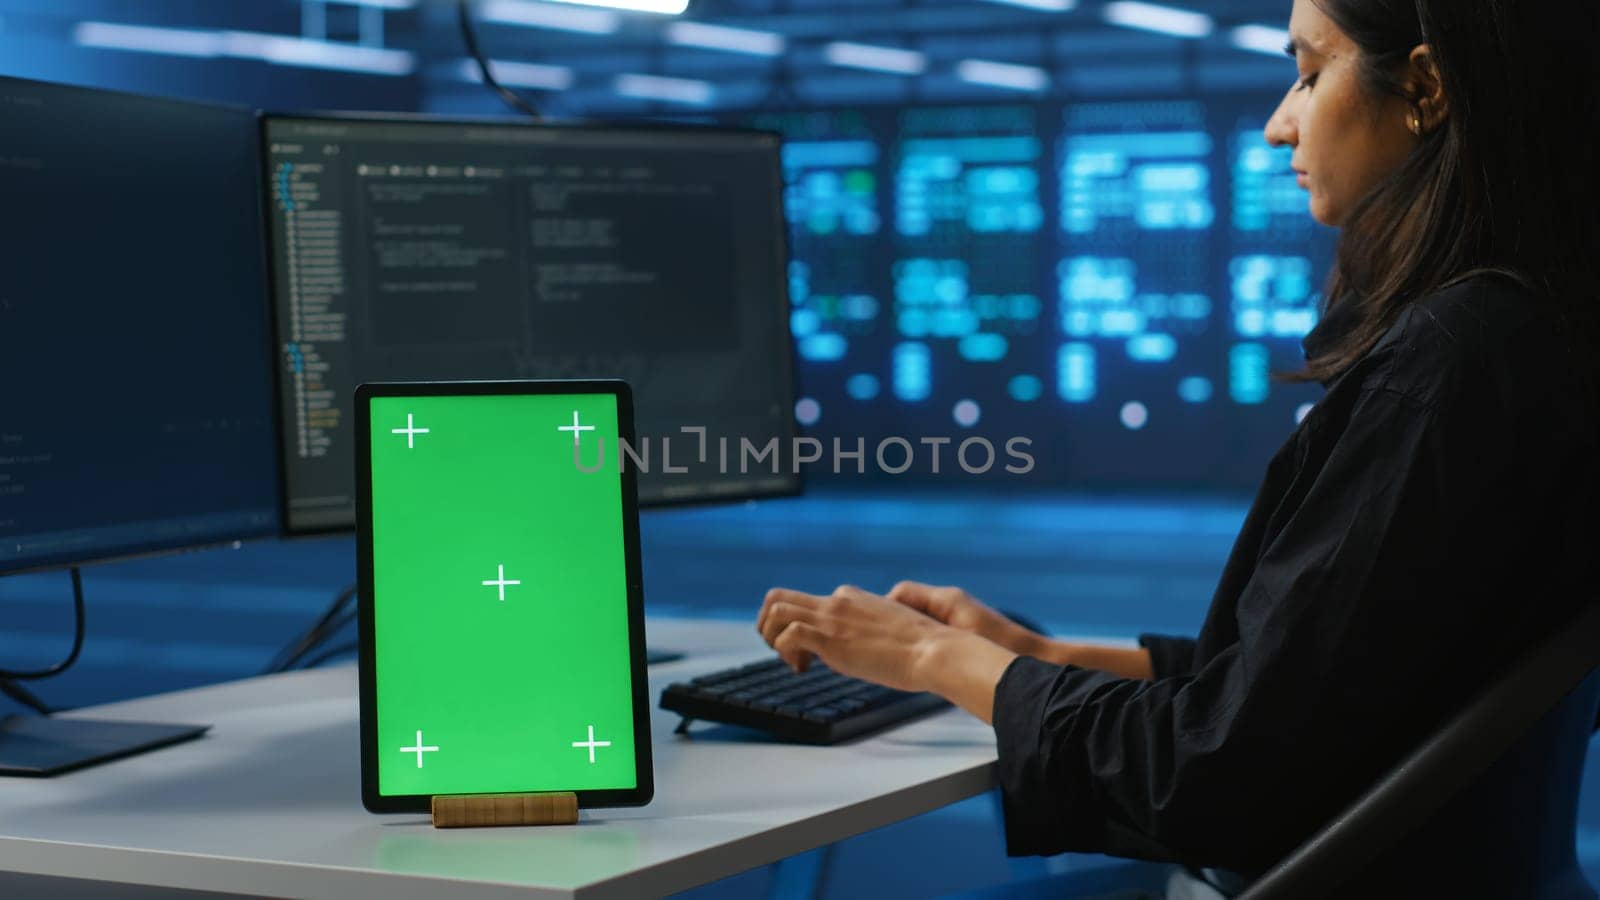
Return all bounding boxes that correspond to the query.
[355,380,652,813]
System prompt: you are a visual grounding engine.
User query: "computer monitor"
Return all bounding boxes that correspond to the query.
[0,77,280,576]
[260,114,801,534]
[0,76,278,774]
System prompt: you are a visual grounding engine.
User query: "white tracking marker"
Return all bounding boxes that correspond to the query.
[558,410,596,446]
[391,413,430,449]
[571,725,612,764]
[400,730,439,768]
[482,564,521,602]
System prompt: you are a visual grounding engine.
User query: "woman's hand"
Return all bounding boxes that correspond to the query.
[757,584,954,692]
[883,581,1155,679]
[756,584,1020,723]
[885,581,1047,658]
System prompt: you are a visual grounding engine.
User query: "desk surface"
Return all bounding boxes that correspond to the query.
[0,618,998,899]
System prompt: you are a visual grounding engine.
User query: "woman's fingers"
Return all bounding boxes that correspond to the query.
[886,580,934,612]
[757,587,820,637]
[774,620,827,671]
[754,583,958,691]
[759,601,818,648]
[887,580,969,624]
[758,586,867,669]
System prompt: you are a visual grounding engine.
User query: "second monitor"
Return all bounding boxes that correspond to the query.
[262,115,800,533]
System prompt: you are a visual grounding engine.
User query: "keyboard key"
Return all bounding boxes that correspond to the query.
[856,687,901,709]
[802,705,844,723]
[723,673,785,694]
[762,690,806,706]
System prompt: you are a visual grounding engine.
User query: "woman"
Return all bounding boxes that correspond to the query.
[756,0,1600,894]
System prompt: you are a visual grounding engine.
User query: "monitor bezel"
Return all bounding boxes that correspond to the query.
[258,111,805,538]
[355,378,655,812]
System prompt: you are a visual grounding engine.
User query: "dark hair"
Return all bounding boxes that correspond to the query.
[1297,0,1600,384]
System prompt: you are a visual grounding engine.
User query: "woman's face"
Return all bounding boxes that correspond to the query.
[1265,0,1418,227]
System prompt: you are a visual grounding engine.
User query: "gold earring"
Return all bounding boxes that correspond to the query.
[1410,113,1423,135]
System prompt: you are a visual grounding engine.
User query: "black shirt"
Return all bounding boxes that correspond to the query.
[992,273,1600,888]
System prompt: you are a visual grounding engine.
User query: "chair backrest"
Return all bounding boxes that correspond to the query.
[1239,599,1600,900]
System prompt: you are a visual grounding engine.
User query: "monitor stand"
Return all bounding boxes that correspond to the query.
[646,648,685,666]
[0,715,210,778]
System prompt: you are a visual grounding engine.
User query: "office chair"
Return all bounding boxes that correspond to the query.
[1240,599,1600,900]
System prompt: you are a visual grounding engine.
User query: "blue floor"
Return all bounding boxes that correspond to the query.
[4,488,1598,895]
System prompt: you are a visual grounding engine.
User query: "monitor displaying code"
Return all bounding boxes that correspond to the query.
[266,116,799,533]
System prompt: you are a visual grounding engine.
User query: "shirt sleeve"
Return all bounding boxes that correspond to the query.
[990,380,1535,873]
[1137,634,1197,679]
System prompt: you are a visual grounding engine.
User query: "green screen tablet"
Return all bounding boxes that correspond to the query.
[355,380,652,812]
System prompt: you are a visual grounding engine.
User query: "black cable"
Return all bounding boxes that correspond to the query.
[458,0,543,119]
[265,583,354,673]
[1,678,53,716]
[0,567,85,680]
[0,567,86,716]
[278,607,357,671]
[264,582,356,674]
[300,640,359,670]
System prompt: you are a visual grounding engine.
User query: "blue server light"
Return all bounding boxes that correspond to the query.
[958,333,1009,362]
[800,333,849,361]
[1058,343,1096,403]
[791,308,822,337]
[1178,376,1214,404]
[840,295,880,321]
[1009,374,1045,402]
[1230,254,1318,338]
[894,258,984,339]
[783,139,882,237]
[1229,343,1271,404]
[846,374,882,401]
[896,135,1044,237]
[1127,334,1178,362]
[1061,127,1214,235]
[893,341,933,402]
[1230,126,1315,237]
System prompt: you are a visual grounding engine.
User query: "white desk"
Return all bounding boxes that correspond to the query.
[0,618,999,899]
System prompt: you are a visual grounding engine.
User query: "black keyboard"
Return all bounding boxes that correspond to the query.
[659,658,949,744]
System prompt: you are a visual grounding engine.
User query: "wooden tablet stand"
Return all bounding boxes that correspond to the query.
[431,792,579,828]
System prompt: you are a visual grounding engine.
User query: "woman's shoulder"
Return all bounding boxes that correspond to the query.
[1408,269,1553,338]
[1358,270,1581,404]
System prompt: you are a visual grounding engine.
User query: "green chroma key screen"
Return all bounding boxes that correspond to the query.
[359,384,649,807]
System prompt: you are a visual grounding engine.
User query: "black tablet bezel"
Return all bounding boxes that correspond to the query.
[355,379,654,813]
